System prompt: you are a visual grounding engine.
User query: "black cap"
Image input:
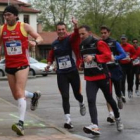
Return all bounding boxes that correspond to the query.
[3,5,19,16]
[121,34,127,39]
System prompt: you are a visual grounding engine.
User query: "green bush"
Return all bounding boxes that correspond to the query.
[40,59,47,63]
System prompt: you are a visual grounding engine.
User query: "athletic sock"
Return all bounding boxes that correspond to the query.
[65,114,71,123]
[17,98,27,122]
[25,90,34,98]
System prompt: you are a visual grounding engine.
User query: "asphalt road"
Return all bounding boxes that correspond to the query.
[0,74,140,140]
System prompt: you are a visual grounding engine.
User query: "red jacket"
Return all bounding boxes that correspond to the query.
[84,40,112,81]
[132,46,140,66]
[120,43,137,64]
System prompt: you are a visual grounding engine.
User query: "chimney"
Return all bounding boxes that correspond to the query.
[37,22,43,33]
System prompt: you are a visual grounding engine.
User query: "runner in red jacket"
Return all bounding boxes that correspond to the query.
[130,39,140,96]
[78,25,124,135]
[120,35,137,101]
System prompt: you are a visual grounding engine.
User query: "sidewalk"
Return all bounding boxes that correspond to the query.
[0,97,91,140]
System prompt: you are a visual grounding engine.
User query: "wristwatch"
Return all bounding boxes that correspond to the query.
[33,40,38,46]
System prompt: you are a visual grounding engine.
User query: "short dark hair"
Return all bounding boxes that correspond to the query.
[79,25,91,31]
[3,5,19,20]
[100,25,111,32]
[56,21,66,28]
[132,38,138,42]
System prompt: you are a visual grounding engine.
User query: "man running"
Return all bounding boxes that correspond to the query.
[100,26,126,123]
[78,25,124,135]
[0,5,43,136]
[46,18,86,129]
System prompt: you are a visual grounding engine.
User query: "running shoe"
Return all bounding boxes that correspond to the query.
[30,91,41,111]
[79,103,86,116]
[107,114,115,123]
[116,118,124,131]
[122,96,126,103]
[64,122,74,129]
[12,123,24,136]
[128,90,133,98]
[83,124,100,135]
[117,97,123,109]
[136,90,140,96]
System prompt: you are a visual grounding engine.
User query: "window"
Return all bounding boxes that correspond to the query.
[24,15,30,24]
[0,13,4,25]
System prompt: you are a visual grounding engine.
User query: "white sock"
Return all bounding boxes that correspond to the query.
[25,90,34,98]
[79,101,84,106]
[65,114,71,123]
[109,111,114,117]
[18,98,27,122]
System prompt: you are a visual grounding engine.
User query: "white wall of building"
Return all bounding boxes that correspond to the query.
[19,13,37,32]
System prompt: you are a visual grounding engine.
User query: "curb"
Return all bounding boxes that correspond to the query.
[0,97,91,140]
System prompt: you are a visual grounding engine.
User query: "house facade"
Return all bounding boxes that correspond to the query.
[0,0,40,31]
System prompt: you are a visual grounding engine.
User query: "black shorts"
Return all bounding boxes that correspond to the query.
[5,65,29,75]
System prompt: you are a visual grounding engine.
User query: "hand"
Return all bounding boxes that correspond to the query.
[79,63,84,71]
[72,17,78,27]
[84,55,94,63]
[45,65,50,72]
[111,55,115,62]
[28,40,36,47]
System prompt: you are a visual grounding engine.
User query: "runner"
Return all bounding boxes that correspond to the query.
[46,18,86,129]
[130,39,140,96]
[100,26,126,123]
[120,35,137,101]
[0,5,43,136]
[78,25,124,135]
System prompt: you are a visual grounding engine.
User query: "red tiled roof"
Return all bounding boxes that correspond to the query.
[0,0,29,5]
[20,6,40,13]
[39,32,58,45]
[0,0,40,13]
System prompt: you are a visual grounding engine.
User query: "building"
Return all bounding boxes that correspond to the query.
[0,0,40,31]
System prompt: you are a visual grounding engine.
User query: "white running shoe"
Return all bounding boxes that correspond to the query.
[79,103,86,116]
[136,90,140,96]
[128,91,133,98]
[64,122,74,129]
[107,114,115,123]
[83,124,100,135]
[116,118,124,131]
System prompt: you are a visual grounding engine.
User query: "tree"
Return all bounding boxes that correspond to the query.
[75,0,138,34]
[30,0,77,31]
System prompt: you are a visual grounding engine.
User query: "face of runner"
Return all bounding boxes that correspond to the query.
[100,29,110,40]
[132,40,138,48]
[79,27,90,41]
[56,25,67,39]
[3,12,17,26]
[121,38,127,44]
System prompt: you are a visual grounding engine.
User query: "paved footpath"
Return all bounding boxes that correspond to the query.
[0,97,91,140]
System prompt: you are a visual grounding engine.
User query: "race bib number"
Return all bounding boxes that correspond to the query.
[83,54,97,68]
[132,58,140,65]
[6,40,22,55]
[58,55,72,69]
